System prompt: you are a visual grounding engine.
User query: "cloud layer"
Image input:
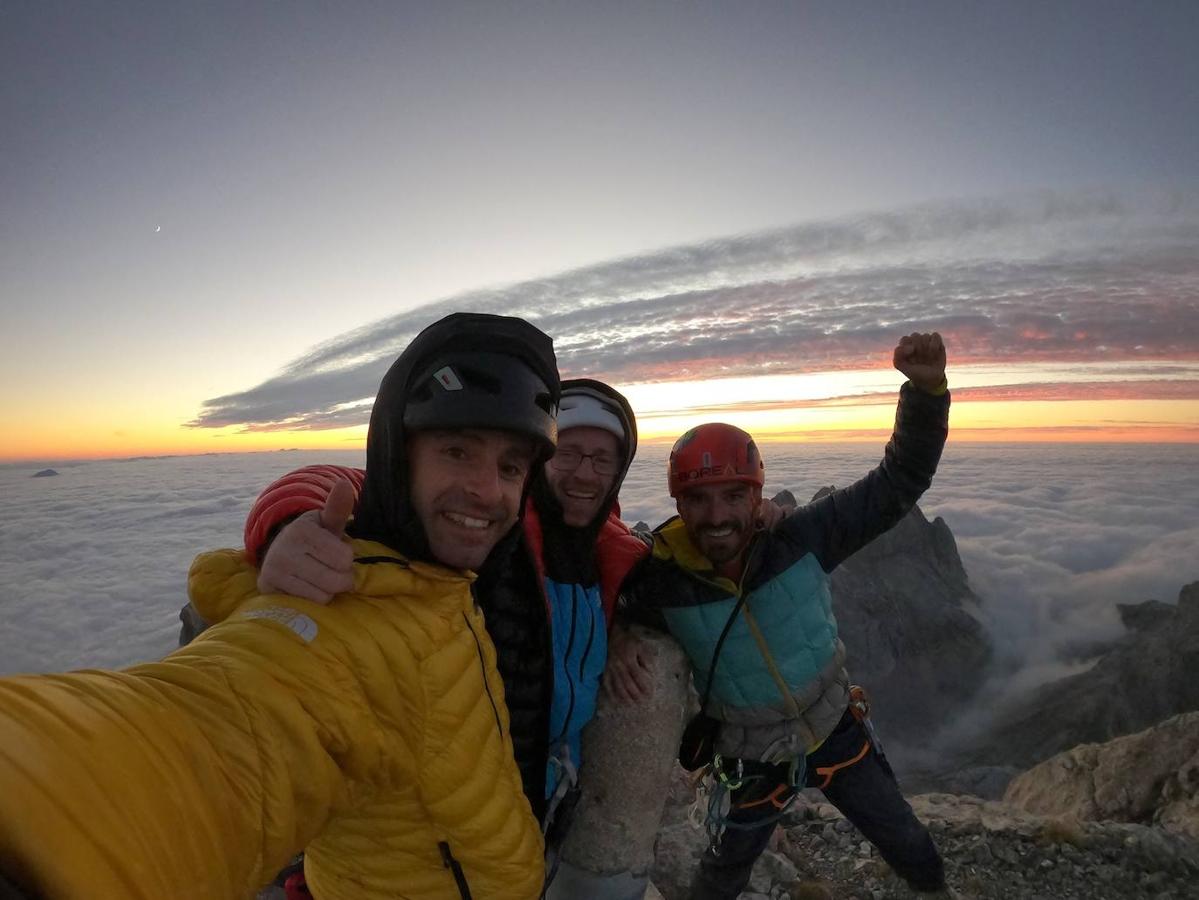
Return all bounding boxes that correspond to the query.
[4,444,1195,700]
[191,189,1199,431]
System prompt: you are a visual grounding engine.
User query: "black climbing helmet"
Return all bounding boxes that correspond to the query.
[404,350,559,461]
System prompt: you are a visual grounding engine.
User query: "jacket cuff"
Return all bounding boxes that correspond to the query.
[908,376,949,396]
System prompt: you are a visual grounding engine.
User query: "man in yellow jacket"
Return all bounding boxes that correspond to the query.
[0,312,559,900]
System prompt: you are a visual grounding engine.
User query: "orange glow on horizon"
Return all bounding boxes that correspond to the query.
[640,425,1199,446]
[632,391,1199,444]
[0,423,369,464]
[4,363,1198,463]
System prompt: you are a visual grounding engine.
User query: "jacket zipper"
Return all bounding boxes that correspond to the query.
[462,612,503,738]
[690,534,765,694]
[576,591,596,689]
[552,585,579,745]
[439,841,473,899]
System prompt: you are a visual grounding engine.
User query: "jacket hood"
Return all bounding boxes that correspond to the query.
[530,378,638,581]
[350,312,560,562]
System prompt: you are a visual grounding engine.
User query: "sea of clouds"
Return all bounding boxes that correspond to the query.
[2,443,1196,689]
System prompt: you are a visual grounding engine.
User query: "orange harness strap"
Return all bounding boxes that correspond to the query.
[813,739,871,791]
[735,782,794,812]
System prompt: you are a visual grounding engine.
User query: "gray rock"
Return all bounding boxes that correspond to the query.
[1005,711,1199,842]
[32,468,58,477]
[927,765,1021,800]
[178,602,209,646]
[557,627,692,881]
[770,489,797,514]
[815,493,993,748]
[748,850,796,893]
[957,582,1199,773]
[1118,599,1176,631]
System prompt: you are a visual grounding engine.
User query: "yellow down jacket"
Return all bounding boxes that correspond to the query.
[0,540,544,899]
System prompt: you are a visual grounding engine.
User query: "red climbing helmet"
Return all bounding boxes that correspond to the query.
[667,423,765,498]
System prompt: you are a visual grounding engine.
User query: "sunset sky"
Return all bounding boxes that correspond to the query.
[3,2,1197,463]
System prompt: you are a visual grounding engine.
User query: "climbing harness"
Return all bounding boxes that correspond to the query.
[688,753,806,853]
[686,594,816,853]
[849,683,885,757]
[811,685,887,790]
[541,748,581,891]
[543,749,579,831]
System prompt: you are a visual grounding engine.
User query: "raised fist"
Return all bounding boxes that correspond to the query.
[892,332,946,392]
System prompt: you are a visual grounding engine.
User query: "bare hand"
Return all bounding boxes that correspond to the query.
[892,332,946,392]
[604,624,654,704]
[257,479,355,603]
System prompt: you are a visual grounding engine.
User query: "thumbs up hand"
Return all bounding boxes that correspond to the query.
[257,479,356,603]
[317,477,354,539]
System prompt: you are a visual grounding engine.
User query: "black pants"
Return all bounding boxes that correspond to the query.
[691,710,945,899]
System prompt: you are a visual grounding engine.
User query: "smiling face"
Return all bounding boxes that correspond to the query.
[545,426,622,527]
[406,428,537,570]
[675,481,759,569]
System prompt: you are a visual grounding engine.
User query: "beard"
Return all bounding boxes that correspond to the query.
[693,520,750,564]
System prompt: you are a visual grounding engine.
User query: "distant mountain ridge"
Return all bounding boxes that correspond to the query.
[952,581,1199,777]
[821,488,992,748]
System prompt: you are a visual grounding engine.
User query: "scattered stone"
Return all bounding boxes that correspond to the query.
[747,851,797,894]
[650,782,1199,899]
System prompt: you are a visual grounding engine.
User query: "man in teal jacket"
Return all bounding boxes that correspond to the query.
[611,332,952,898]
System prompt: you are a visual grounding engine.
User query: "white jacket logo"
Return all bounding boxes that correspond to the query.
[243,607,319,642]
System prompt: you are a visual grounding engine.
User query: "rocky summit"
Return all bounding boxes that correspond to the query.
[651,769,1199,899]
[640,498,1199,899]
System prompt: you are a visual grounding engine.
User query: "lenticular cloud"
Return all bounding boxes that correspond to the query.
[190,188,1199,433]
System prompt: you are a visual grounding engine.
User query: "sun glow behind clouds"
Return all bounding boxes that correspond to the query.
[0,418,372,464]
[621,360,1199,443]
[5,358,1197,463]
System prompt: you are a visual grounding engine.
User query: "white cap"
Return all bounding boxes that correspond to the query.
[558,389,626,443]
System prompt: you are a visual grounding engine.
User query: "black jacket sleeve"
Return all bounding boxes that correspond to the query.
[777,382,949,573]
[614,556,672,632]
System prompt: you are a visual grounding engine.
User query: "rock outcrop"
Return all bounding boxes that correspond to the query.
[818,491,993,747]
[1004,711,1199,842]
[958,582,1199,773]
[32,468,58,477]
[549,627,692,898]
[178,602,208,646]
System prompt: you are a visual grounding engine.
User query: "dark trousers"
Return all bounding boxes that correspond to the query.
[691,710,944,899]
